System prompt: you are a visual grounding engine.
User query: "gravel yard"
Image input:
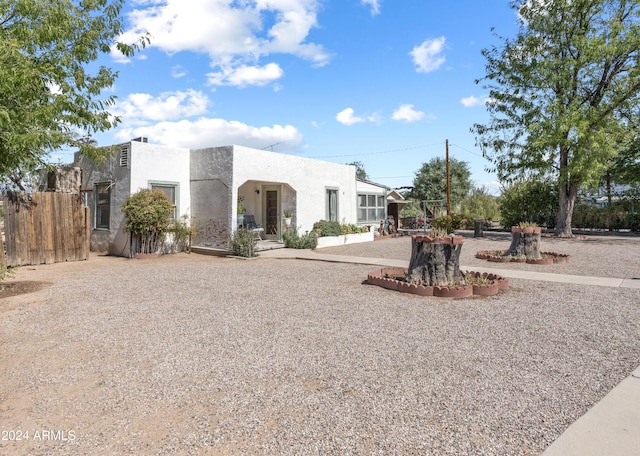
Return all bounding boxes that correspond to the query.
[1,234,639,455]
[318,230,640,279]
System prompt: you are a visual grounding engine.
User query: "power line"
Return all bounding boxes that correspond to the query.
[308,141,445,159]
[449,142,486,159]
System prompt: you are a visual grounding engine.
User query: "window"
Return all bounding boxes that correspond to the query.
[150,182,178,220]
[357,192,386,223]
[95,183,111,229]
[326,188,338,222]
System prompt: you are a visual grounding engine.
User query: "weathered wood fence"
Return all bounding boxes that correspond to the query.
[2,191,90,266]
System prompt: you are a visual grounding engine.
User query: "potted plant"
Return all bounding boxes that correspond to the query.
[283,207,293,228]
[237,195,245,226]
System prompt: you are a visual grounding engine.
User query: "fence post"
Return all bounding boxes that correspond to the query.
[85,206,91,260]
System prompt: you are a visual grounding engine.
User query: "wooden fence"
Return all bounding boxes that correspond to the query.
[2,191,90,266]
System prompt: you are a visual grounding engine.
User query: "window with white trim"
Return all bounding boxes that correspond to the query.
[357,193,386,223]
[150,182,178,220]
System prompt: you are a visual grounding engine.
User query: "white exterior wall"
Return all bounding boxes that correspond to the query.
[129,141,191,219]
[356,180,387,195]
[231,145,357,233]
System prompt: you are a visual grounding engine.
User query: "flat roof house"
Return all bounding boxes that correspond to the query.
[75,139,357,256]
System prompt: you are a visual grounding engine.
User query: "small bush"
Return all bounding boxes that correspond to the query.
[399,200,424,218]
[121,189,175,255]
[0,263,14,282]
[312,220,368,237]
[572,205,637,231]
[283,227,318,249]
[313,220,342,237]
[229,228,258,257]
[432,214,462,234]
[163,215,193,253]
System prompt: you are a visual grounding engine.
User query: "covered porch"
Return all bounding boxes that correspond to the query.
[237,180,296,241]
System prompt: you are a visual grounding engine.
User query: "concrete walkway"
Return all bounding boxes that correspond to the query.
[259,247,640,289]
[258,247,640,454]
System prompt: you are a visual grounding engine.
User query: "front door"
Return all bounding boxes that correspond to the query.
[263,186,280,240]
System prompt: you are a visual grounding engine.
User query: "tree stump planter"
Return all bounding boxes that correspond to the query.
[406,235,465,287]
[505,226,542,259]
[476,227,570,266]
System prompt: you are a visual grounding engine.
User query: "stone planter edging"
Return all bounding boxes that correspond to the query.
[367,268,508,298]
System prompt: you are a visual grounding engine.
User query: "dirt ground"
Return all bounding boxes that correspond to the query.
[1,238,639,455]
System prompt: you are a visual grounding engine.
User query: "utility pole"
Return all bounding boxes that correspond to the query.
[446,139,451,215]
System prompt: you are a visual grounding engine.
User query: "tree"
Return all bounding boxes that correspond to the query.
[472,0,640,236]
[348,161,369,180]
[409,157,472,210]
[459,186,500,221]
[0,0,148,189]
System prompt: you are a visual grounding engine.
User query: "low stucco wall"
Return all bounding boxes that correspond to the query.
[315,231,374,249]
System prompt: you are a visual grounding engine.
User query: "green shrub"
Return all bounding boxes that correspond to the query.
[431,214,462,233]
[312,220,342,237]
[0,263,14,282]
[164,215,193,253]
[229,228,258,257]
[459,187,500,222]
[629,213,640,232]
[312,220,368,237]
[121,189,174,254]
[399,200,424,218]
[283,227,318,249]
[340,223,367,234]
[572,205,634,231]
[499,180,558,228]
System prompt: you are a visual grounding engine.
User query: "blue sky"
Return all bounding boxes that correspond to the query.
[62,0,522,193]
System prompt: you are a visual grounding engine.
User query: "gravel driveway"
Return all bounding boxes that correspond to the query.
[1,234,639,455]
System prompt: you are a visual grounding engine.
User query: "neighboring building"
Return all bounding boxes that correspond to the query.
[355,179,410,229]
[75,139,357,255]
[356,179,388,227]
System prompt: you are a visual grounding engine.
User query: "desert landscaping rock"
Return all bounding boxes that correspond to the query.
[1,234,640,455]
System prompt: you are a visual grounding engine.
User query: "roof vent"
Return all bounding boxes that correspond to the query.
[119,145,129,167]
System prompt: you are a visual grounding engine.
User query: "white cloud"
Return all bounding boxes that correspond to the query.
[410,37,446,73]
[392,104,425,122]
[171,65,187,78]
[460,95,491,107]
[115,0,330,86]
[207,62,284,87]
[116,89,210,122]
[336,108,365,126]
[361,0,382,15]
[114,118,303,151]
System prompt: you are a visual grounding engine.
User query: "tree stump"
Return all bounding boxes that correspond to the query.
[406,235,464,286]
[504,227,541,259]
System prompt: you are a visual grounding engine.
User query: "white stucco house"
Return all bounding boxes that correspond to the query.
[75,138,360,255]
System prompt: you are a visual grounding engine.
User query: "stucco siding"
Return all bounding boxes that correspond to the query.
[129,142,191,219]
[231,145,357,233]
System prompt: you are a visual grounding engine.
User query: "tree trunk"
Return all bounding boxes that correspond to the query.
[504,230,541,259]
[555,180,579,237]
[406,235,464,286]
